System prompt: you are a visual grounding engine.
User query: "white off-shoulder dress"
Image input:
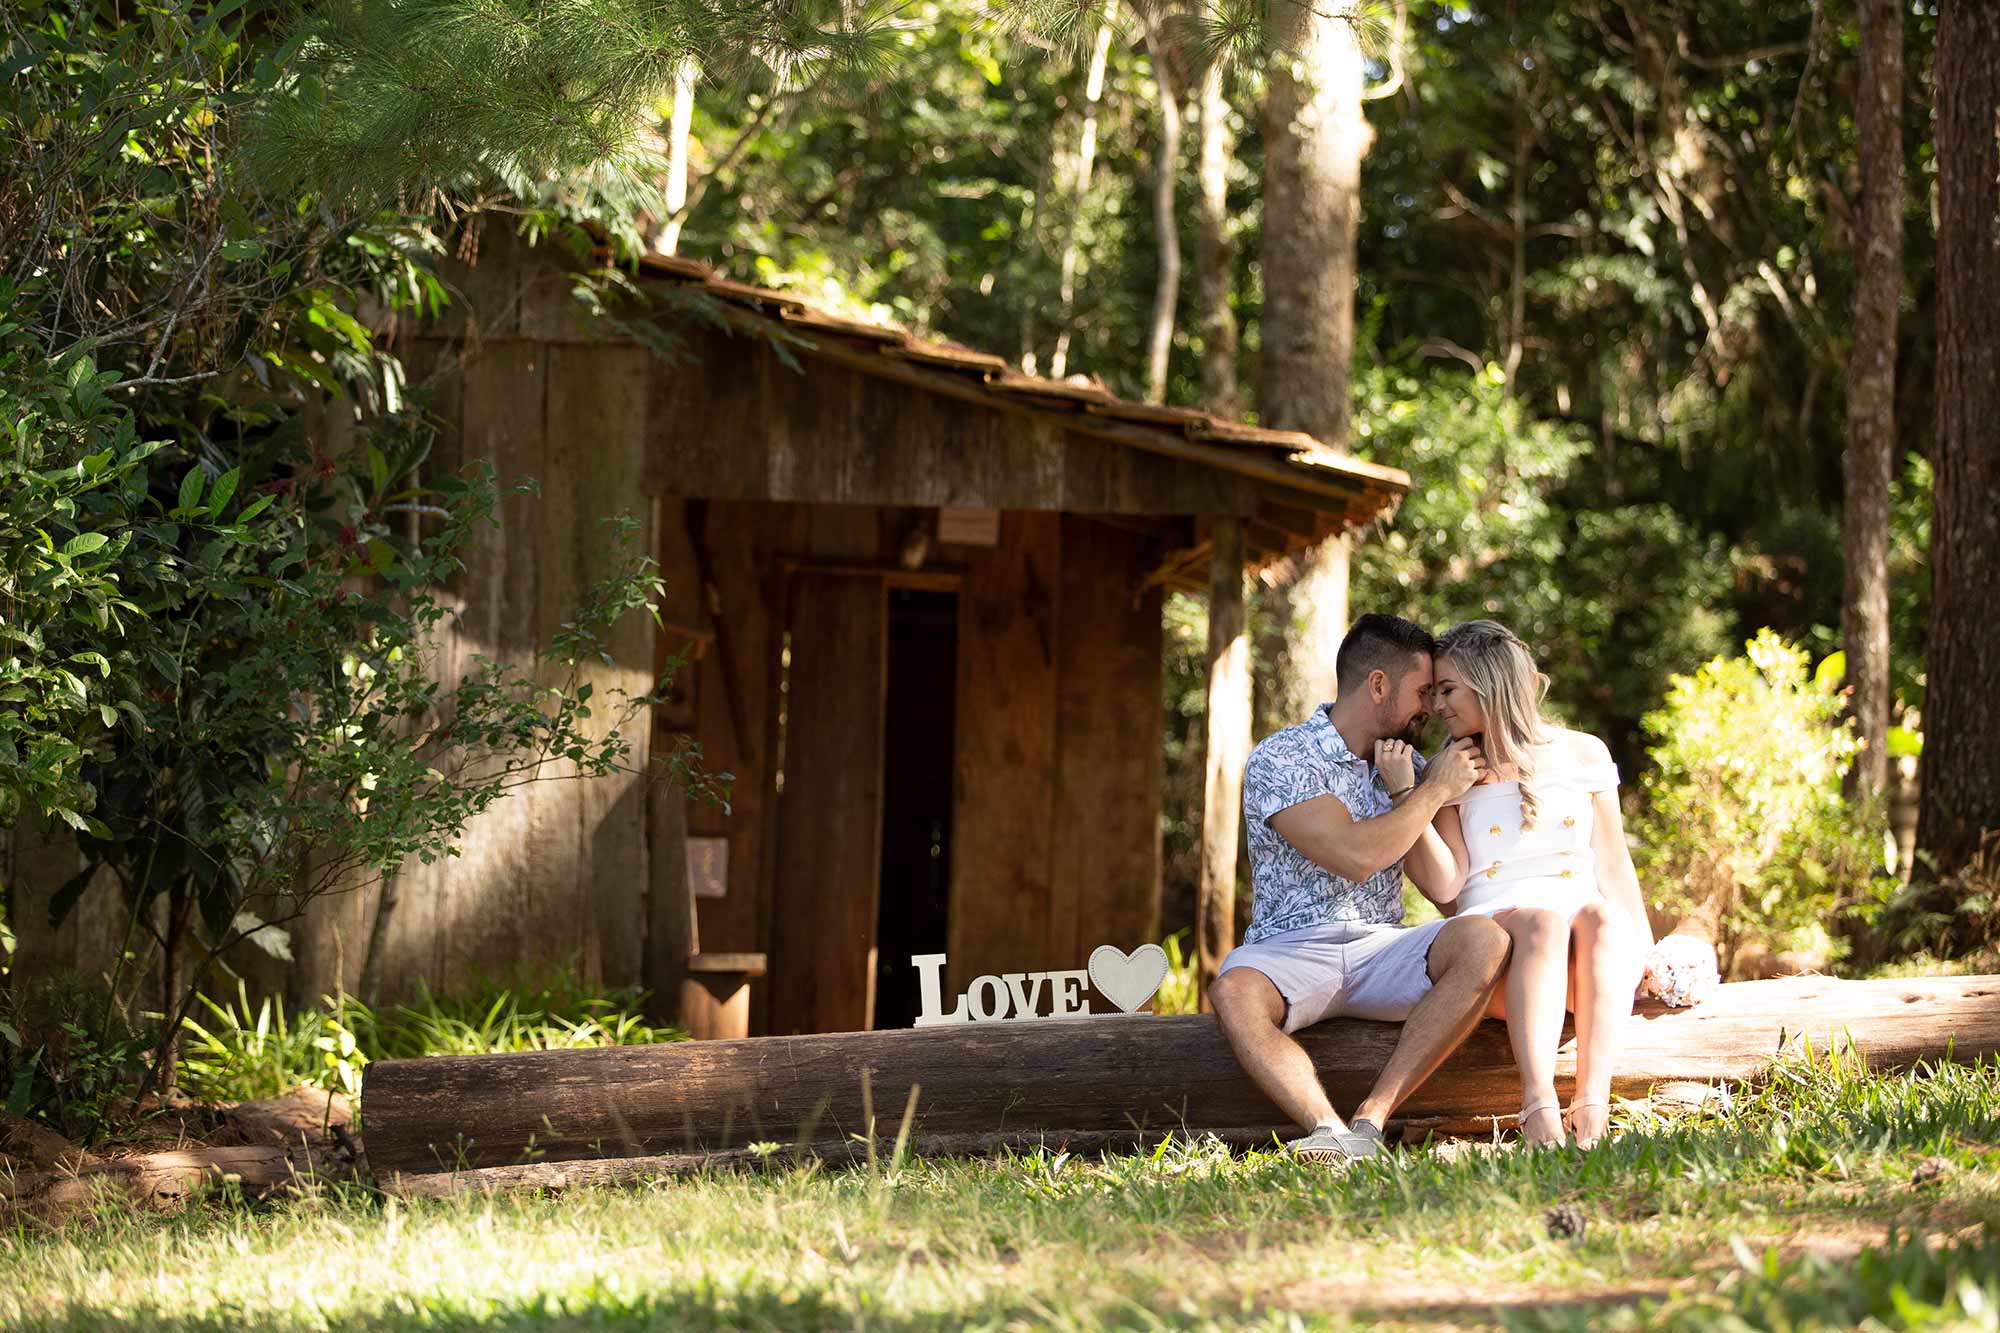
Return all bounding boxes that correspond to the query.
[1445,745,1621,920]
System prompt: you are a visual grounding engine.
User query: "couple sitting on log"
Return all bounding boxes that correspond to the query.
[1212,614,1653,1159]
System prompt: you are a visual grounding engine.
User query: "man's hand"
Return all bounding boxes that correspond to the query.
[1422,737,1487,801]
[1374,738,1417,794]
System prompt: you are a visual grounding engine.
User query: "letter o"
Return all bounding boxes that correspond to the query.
[967,974,1009,1021]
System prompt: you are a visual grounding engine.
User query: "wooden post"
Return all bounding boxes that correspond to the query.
[644,780,694,1027]
[1198,517,1252,1004]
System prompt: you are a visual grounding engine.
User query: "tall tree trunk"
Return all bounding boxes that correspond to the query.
[1919,0,2000,881]
[1199,518,1251,1002]
[1257,1,1371,717]
[1050,11,1116,381]
[1194,59,1240,417]
[652,61,698,256]
[1841,0,1904,800]
[1019,148,1053,374]
[1139,10,1182,405]
[1502,102,1529,398]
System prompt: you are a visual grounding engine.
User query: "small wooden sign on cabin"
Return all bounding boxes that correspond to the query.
[936,505,1001,546]
[687,836,728,899]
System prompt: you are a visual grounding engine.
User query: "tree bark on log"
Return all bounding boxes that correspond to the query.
[361,974,2000,1180]
[3,1144,345,1223]
[1920,0,2000,880]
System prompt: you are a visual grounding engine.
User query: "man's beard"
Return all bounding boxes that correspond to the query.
[1387,714,1428,747]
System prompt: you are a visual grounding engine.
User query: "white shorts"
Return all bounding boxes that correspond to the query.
[1218,919,1450,1033]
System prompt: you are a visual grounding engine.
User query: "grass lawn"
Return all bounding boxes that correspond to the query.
[5,1053,1999,1330]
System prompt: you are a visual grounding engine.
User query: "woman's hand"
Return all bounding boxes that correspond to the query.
[1375,738,1417,795]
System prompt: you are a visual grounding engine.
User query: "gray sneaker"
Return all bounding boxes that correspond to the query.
[1290,1119,1385,1165]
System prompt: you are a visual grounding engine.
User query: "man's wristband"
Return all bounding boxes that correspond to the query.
[1388,783,1416,800]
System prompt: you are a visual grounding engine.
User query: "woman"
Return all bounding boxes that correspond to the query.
[1379,620,1652,1148]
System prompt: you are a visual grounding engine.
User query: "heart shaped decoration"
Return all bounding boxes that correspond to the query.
[1087,943,1170,1014]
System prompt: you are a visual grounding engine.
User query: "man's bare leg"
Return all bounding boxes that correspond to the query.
[1210,967,1341,1131]
[1351,915,1512,1128]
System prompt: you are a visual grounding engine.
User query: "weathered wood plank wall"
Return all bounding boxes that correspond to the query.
[949,511,1064,991]
[312,334,660,1003]
[1052,515,1166,963]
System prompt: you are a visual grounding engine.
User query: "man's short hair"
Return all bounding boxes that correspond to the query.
[1335,614,1438,694]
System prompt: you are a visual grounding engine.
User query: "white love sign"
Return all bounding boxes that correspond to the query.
[910,946,1167,1026]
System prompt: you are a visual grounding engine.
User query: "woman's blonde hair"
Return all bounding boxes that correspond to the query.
[1436,620,1553,827]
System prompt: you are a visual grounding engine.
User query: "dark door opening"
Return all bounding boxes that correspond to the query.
[872,588,958,1029]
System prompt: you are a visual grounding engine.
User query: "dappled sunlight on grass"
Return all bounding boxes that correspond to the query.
[5,1054,1999,1329]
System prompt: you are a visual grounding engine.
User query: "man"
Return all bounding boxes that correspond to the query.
[1210,613,1507,1163]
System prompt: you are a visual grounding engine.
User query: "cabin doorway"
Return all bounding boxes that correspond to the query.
[767,569,961,1036]
[872,588,957,1029]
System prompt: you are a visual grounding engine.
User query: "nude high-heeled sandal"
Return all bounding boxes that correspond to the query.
[1518,1098,1568,1149]
[1565,1100,1612,1149]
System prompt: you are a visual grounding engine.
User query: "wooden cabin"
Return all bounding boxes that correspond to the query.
[4,230,1409,1039]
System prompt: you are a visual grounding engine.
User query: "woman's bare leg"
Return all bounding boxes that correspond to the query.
[1493,908,1571,1145]
[1568,900,1644,1147]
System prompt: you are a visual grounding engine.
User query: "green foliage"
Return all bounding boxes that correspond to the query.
[175,975,685,1104]
[1871,830,2000,965]
[678,4,1171,391]
[4,0,751,1114]
[1152,929,1198,1016]
[1157,591,1212,933]
[1632,631,1888,974]
[0,335,160,831]
[176,981,373,1105]
[248,0,907,206]
[0,973,152,1143]
[1889,451,1934,714]
[1,0,456,831]
[51,454,716,1100]
[356,977,685,1060]
[1350,363,1734,763]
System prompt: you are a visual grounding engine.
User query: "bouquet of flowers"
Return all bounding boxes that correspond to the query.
[1639,935,1720,1008]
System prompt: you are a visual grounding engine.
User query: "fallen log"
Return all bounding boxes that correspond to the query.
[2,1143,349,1224]
[362,974,2000,1182]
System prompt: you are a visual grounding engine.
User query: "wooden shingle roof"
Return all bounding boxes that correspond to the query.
[625,250,1409,531]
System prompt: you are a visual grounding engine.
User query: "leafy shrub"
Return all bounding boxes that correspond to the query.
[355,975,686,1060]
[175,974,685,1105]
[0,331,170,832]
[177,982,372,1104]
[1632,630,1888,976]
[1870,829,2000,965]
[1153,931,1198,1016]
[0,973,152,1142]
